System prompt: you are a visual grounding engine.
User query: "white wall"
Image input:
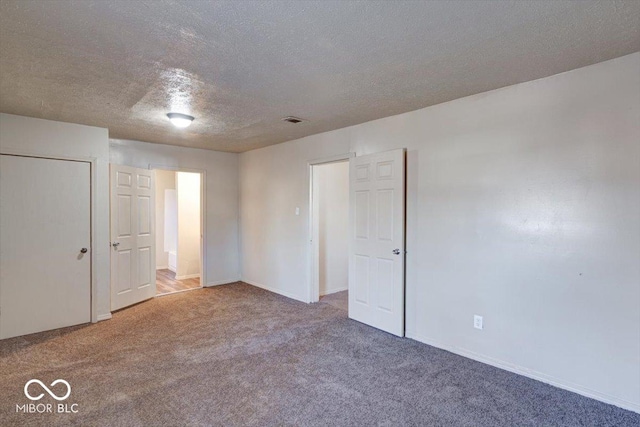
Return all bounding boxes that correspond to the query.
[0,113,111,321]
[165,189,178,271]
[314,161,349,296]
[240,131,352,301]
[155,169,176,269]
[176,171,201,279]
[110,138,240,286]
[239,53,640,412]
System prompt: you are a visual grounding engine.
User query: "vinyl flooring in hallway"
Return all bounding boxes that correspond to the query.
[156,268,201,295]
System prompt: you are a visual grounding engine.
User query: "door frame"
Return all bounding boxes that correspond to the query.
[307,152,354,304]
[0,149,98,323]
[149,164,207,289]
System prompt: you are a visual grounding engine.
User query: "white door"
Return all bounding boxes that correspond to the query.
[349,149,405,336]
[0,155,91,339]
[110,165,156,311]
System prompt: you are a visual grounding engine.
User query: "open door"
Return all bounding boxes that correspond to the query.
[110,165,156,311]
[349,149,405,337]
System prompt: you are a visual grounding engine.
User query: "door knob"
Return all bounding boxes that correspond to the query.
[80,248,88,253]
[393,248,401,255]
[112,242,120,248]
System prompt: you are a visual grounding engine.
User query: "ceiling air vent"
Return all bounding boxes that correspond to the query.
[281,116,306,124]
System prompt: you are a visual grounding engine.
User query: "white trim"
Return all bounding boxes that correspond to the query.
[156,265,169,270]
[97,313,112,322]
[309,164,318,304]
[90,159,100,323]
[307,153,354,304]
[308,152,355,166]
[242,279,306,303]
[0,149,100,324]
[175,273,200,280]
[205,278,239,287]
[405,331,640,414]
[148,164,207,289]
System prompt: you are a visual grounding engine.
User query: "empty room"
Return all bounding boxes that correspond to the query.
[0,1,638,426]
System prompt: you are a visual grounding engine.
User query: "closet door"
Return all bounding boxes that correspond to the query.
[0,155,91,339]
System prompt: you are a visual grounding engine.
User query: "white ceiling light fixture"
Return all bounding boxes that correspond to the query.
[167,112,194,128]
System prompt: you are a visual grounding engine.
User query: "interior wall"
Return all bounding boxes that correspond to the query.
[239,53,640,411]
[0,113,111,320]
[239,131,352,300]
[314,161,349,296]
[176,171,201,279]
[165,189,178,271]
[110,138,240,286]
[155,169,176,269]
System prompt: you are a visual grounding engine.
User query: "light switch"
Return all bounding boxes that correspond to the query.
[295,207,300,216]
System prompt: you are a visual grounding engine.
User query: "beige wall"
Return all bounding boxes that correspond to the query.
[176,171,201,279]
[155,169,176,269]
[239,53,640,411]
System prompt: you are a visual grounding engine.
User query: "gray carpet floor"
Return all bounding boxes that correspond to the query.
[0,282,638,426]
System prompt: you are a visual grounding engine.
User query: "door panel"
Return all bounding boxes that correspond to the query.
[376,258,394,312]
[377,189,394,240]
[110,165,156,311]
[138,247,151,288]
[116,250,132,294]
[349,149,405,337]
[0,155,91,339]
[354,254,370,304]
[355,191,370,239]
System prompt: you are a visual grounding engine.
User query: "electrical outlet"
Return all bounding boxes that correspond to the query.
[295,207,300,216]
[474,315,483,330]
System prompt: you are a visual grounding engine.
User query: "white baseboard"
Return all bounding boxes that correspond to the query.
[96,313,112,322]
[205,278,240,287]
[405,331,640,414]
[175,273,200,280]
[156,265,168,270]
[241,279,306,303]
[320,286,348,297]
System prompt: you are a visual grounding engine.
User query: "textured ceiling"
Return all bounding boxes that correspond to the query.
[1,1,639,153]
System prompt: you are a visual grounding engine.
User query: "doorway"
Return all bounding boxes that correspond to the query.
[310,159,350,311]
[155,169,203,296]
[310,149,406,337]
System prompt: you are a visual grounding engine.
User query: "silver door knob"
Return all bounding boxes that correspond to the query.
[80,248,88,253]
[112,242,120,248]
[392,249,401,255]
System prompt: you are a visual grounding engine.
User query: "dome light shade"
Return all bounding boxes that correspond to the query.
[167,112,194,128]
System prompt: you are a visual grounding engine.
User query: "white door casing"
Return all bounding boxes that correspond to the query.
[311,161,350,301]
[307,153,354,303]
[349,149,405,337]
[110,165,156,311]
[0,155,91,339]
